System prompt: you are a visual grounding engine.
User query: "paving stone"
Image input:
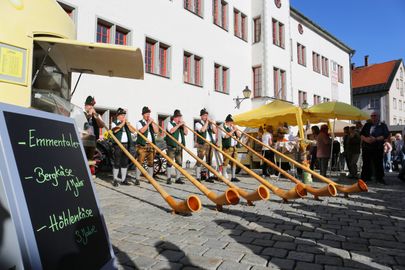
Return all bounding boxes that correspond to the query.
[252,238,275,247]
[297,244,324,254]
[203,248,245,262]
[157,249,185,262]
[315,254,343,266]
[202,239,229,249]
[302,231,324,240]
[217,260,252,270]
[273,241,297,250]
[180,255,223,270]
[240,253,269,267]
[226,242,263,254]
[269,258,295,270]
[287,251,314,262]
[151,261,183,270]
[341,242,369,252]
[295,262,323,270]
[261,247,288,258]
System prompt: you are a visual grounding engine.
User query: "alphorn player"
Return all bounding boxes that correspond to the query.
[165,109,187,185]
[195,108,217,183]
[135,106,159,185]
[83,96,105,160]
[221,114,241,182]
[111,108,133,187]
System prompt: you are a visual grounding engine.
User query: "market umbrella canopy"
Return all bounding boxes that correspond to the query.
[306,101,369,122]
[233,100,302,128]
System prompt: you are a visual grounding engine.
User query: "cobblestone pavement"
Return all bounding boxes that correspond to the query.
[94,170,405,270]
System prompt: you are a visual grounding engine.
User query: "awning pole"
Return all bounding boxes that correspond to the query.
[32,47,52,85]
[328,119,336,177]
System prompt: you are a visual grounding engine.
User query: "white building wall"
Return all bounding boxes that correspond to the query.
[64,0,253,157]
[388,62,405,125]
[289,16,352,106]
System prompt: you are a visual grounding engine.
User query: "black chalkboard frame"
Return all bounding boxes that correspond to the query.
[0,102,116,269]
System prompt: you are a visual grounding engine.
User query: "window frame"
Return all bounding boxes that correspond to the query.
[252,66,262,98]
[273,67,286,100]
[297,43,306,66]
[272,18,285,49]
[145,37,171,78]
[214,63,230,94]
[184,0,204,18]
[253,16,261,43]
[183,51,203,87]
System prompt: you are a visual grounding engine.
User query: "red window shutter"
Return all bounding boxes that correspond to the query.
[281,71,286,99]
[234,11,239,36]
[222,3,227,29]
[241,15,246,40]
[274,69,278,98]
[297,45,300,64]
[197,0,202,16]
[195,58,200,85]
[222,68,227,93]
[279,23,284,47]
[214,0,218,24]
[272,20,277,44]
[215,66,220,91]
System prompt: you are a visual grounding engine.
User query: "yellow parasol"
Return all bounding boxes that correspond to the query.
[305,101,369,122]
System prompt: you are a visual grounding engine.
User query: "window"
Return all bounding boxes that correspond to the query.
[184,0,203,17]
[321,56,329,77]
[213,0,228,30]
[313,95,321,105]
[353,99,361,109]
[253,66,262,97]
[297,43,306,66]
[312,52,320,73]
[253,17,261,43]
[145,38,171,78]
[115,27,130,45]
[214,63,229,94]
[368,97,379,109]
[234,9,247,41]
[394,98,397,109]
[400,100,402,111]
[338,64,344,83]
[298,90,307,106]
[96,20,112,43]
[273,67,286,99]
[272,19,284,48]
[323,97,330,103]
[184,52,203,86]
[58,1,76,20]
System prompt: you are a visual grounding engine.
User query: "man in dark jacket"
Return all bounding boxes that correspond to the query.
[360,112,389,184]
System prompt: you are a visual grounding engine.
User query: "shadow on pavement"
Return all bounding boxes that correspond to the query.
[113,245,139,269]
[154,240,199,269]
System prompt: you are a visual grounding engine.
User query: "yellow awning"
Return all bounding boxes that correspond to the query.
[305,101,369,122]
[34,37,144,79]
[234,100,302,127]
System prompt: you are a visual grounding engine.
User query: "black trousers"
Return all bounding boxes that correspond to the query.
[262,150,275,176]
[113,144,129,169]
[361,146,384,181]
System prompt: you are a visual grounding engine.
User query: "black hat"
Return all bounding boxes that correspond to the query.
[117,108,126,115]
[173,109,182,117]
[85,96,96,106]
[142,106,151,115]
[225,114,233,122]
[200,108,208,116]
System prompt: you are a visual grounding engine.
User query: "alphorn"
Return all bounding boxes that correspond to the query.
[132,124,240,211]
[107,130,201,214]
[213,123,337,199]
[238,129,368,196]
[184,124,306,202]
[155,122,270,205]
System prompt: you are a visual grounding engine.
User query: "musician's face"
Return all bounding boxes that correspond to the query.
[117,114,126,122]
[173,116,181,123]
[201,114,208,121]
[143,112,151,120]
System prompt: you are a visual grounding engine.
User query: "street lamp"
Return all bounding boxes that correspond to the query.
[234,86,252,109]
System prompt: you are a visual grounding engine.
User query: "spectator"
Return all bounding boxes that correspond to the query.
[316,124,332,176]
[346,126,361,178]
[392,133,404,171]
[342,126,350,170]
[309,126,320,170]
[383,140,393,172]
[261,125,275,178]
[360,111,389,184]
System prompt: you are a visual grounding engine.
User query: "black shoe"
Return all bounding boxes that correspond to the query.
[122,180,131,186]
[167,178,172,185]
[205,177,214,183]
[175,178,185,184]
[112,180,119,187]
[134,179,140,186]
[231,177,240,182]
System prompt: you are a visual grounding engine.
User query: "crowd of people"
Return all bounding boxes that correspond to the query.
[83,95,405,187]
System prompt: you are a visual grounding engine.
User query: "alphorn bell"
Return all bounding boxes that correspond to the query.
[107,129,202,214]
[132,123,240,211]
[154,122,270,205]
[184,124,307,202]
[238,129,368,196]
[213,123,337,199]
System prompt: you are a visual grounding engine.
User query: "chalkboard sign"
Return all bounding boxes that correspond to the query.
[0,103,114,269]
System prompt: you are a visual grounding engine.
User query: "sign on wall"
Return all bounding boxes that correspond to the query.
[0,103,115,269]
[0,43,28,85]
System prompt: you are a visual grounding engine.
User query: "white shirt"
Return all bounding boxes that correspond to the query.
[262,132,272,148]
[167,122,181,142]
[222,124,237,147]
[195,121,216,141]
[136,120,153,142]
[111,121,128,143]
